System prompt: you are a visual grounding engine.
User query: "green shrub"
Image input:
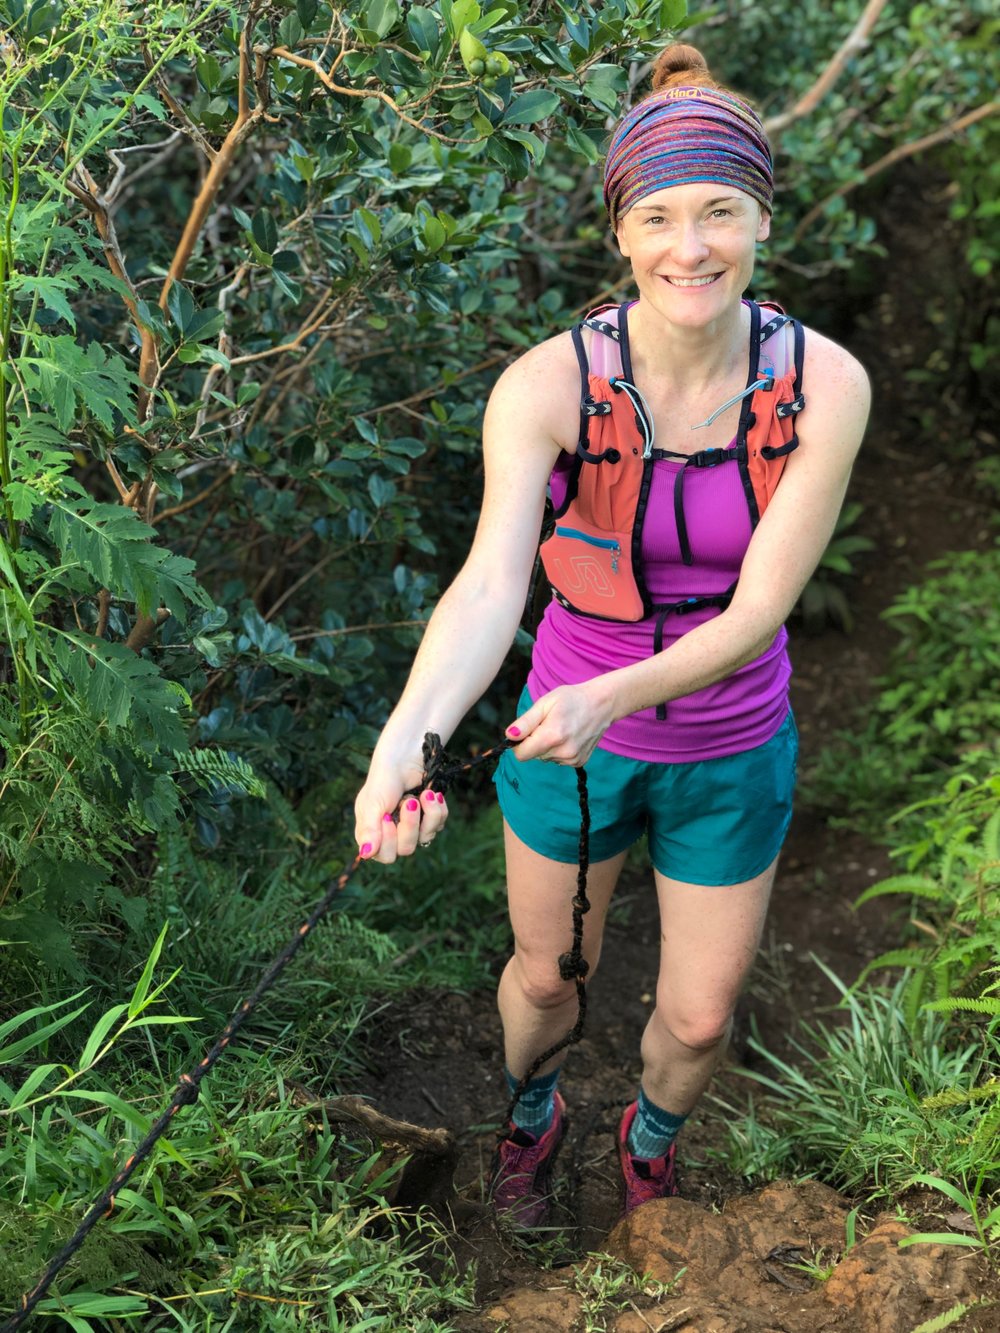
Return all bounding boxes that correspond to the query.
[714,962,1000,1198]
[808,545,1000,827]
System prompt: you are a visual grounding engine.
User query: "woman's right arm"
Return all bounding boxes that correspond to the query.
[352,332,577,862]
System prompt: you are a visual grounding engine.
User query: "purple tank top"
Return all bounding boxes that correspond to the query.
[527,302,792,763]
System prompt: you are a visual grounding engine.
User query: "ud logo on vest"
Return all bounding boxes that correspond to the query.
[552,553,616,600]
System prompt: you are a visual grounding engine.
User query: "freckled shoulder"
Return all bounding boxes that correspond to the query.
[800,324,871,406]
[796,324,872,465]
[486,330,583,456]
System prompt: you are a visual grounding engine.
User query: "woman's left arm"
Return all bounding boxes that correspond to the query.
[510,334,871,764]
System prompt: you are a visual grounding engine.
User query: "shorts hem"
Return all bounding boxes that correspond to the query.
[649,811,794,886]
[498,788,638,866]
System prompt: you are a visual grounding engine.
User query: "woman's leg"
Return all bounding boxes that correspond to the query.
[639,854,777,1115]
[498,820,629,1080]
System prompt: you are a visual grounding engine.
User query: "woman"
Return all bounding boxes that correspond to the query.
[353,44,870,1224]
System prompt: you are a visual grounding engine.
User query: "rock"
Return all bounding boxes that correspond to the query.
[822,1216,980,1332]
[483,1286,583,1330]
[474,1185,988,1332]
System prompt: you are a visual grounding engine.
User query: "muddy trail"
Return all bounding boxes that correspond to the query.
[344,210,1000,1330]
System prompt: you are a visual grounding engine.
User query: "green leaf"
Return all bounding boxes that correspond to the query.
[60,1088,153,1134]
[252,209,279,255]
[128,922,170,1020]
[7,1063,61,1111]
[450,0,480,33]
[897,1233,983,1250]
[660,0,688,25]
[406,5,439,53]
[19,339,136,431]
[10,274,78,329]
[278,13,302,45]
[166,281,196,336]
[566,124,601,164]
[423,216,446,252]
[503,89,559,124]
[49,630,189,748]
[77,1003,128,1071]
[365,0,400,39]
[46,498,211,619]
[0,999,91,1065]
[502,127,545,161]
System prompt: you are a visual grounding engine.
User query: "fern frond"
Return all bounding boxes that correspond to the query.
[907,1304,969,1333]
[46,498,211,617]
[854,875,944,908]
[923,997,1000,1016]
[855,948,932,986]
[921,1079,1000,1111]
[48,629,188,748]
[173,749,265,800]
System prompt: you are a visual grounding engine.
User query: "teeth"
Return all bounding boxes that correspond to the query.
[667,274,719,287]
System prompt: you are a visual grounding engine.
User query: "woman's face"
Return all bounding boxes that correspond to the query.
[615,181,770,327]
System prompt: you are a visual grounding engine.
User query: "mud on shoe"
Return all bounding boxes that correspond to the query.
[617,1100,680,1216]
[490,1091,567,1228]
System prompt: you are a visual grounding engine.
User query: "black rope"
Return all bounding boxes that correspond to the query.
[498,765,591,1133]
[0,731,537,1333]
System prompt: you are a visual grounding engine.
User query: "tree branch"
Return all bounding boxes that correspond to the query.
[793,100,1000,241]
[266,44,474,145]
[140,10,270,416]
[153,463,237,524]
[765,0,891,136]
[140,42,217,160]
[228,288,333,366]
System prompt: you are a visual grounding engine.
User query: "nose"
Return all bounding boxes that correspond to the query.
[671,221,711,270]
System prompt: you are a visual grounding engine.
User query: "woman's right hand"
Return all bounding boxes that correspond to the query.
[353,757,449,864]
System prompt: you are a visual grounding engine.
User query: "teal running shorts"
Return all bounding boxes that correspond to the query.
[493,690,798,887]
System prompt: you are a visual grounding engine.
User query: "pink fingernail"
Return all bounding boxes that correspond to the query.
[436,792,445,804]
[406,798,419,812]
[424,790,436,802]
[360,843,372,858]
[507,725,521,737]
[383,812,394,822]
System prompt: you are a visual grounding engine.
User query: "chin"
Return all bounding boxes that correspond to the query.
[654,284,735,325]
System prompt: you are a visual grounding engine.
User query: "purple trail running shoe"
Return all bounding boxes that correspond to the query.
[490,1091,567,1228]
[617,1100,680,1216]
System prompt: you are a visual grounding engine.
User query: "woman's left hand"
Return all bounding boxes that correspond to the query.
[505,682,612,767]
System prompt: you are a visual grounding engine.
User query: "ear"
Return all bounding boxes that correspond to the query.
[614,216,631,258]
[756,207,771,243]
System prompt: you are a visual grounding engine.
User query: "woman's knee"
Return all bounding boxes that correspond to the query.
[507,945,600,1010]
[652,998,734,1052]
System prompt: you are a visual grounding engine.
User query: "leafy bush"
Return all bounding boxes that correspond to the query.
[853,767,1000,1027]
[808,545,1000,826]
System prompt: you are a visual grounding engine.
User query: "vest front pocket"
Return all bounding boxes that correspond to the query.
[540,524,645,621]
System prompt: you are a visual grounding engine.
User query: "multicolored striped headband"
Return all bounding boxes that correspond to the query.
[603,85,773,227]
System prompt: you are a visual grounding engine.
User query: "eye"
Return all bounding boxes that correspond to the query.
[644,214,665,225]
[710,208,733,219]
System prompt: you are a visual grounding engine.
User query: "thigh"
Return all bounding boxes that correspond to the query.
[653,856,777,1030]
[504,820,628,979]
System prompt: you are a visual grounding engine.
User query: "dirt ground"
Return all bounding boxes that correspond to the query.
[350,185,1000,1329]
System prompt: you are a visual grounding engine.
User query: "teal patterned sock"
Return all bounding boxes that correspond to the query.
[505,1066,560,1138]
[627,1086,687,1160]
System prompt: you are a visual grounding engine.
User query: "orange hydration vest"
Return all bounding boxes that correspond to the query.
[539,299,806,626]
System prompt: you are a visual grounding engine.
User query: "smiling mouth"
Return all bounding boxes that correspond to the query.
[662,273,723,288]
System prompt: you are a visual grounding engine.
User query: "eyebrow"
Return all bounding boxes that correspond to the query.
[633,195,742,211]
